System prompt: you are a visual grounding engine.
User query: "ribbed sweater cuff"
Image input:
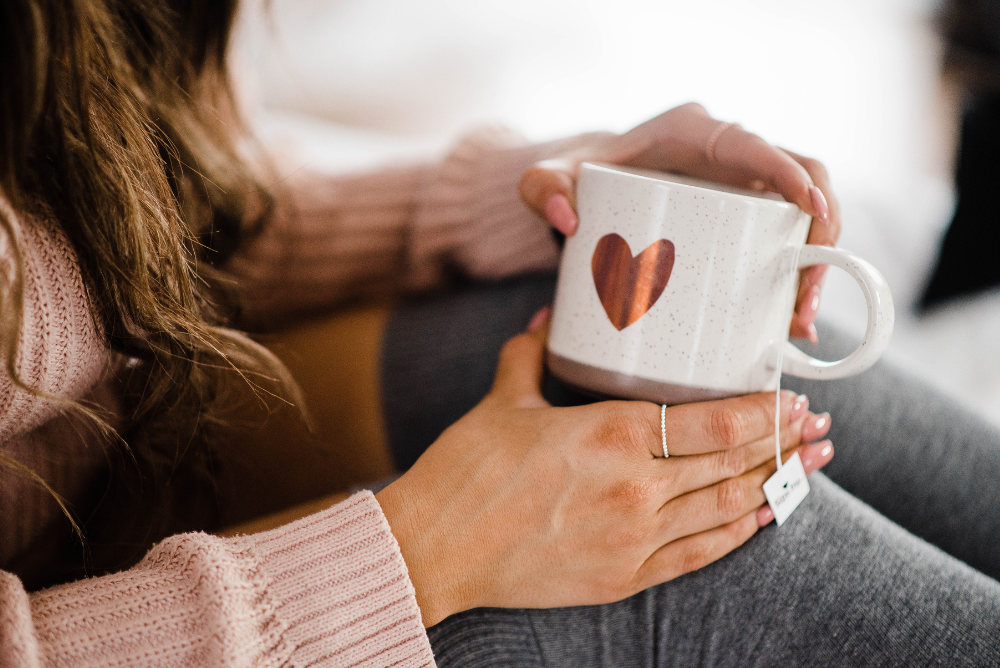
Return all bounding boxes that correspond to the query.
[409,128,602,286]
[242,491,434,668]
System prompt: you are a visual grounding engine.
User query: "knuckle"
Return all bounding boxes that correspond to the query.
[781,423,802,449]
[676,101,707,116]
[607,476,658,512]
[596,402,653,452]
[802,157,829,179]
[708,405,744,449]
[716,478,747,518]
[681,543,713,575]
[728,515,756,542]
[716,445,751,479]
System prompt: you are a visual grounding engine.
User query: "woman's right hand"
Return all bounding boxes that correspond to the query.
[376,314,833,627]
[518,103,841,343]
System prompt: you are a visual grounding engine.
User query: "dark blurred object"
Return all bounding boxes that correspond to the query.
[921,90,1000,308]
[921,1,1000,309]
[940,0,1000,88]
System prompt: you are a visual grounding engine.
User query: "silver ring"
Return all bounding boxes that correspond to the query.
[661,404,669,458]
[705,121,737,164]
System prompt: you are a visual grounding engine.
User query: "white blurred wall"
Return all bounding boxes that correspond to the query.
[241,1,940,182]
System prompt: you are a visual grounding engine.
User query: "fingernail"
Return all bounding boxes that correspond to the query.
[789,394,809,424]
[801,412,831,442]
[798,285,822,331]
[757,504,775,527]
[809,185,829,224]
[527,306,552,332]
[800,439,834,472]
[807,323,819,345]
[806,285,821,317]
[545,194,578,236]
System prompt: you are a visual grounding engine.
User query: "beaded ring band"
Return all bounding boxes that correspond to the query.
[660,404,669,458]
[705,121,738,164]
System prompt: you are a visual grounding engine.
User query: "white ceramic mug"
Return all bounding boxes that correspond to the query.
[546,162,894,404]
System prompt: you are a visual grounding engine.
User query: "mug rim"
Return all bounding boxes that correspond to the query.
[581,161,794,207]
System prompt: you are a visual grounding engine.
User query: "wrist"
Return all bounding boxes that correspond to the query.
[376,479,465,627]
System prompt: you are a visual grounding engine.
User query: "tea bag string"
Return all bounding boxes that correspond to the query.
[773,246,803,471]
[774,345,785,471]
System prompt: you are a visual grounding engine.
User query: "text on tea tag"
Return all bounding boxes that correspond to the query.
[763,451,810,526]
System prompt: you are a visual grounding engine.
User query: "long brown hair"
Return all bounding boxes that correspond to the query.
[0,0,294,583]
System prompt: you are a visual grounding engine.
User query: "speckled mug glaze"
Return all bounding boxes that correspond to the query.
[547,163,894,404]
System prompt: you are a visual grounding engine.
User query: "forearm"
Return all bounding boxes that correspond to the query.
[229,127,597,331]
[228,162,428,330]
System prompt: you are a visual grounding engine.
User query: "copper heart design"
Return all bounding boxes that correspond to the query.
[591,233,675,330]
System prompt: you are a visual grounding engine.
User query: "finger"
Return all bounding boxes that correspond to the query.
[756,440,834,526]
[710,128,823,220]
[801,412,831,443]
[632,511,758,591]
[660,439,834,543]
[673,125,835,339]
[490,308,552,408]
[655,390,800,457]
[790,280,823,342]
[657,403,821,499]
[519,159,579,235]
[784,150,841,247]
[782,151,840,339]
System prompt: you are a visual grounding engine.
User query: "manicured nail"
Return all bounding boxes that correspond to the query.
[807,323,819,346]
[545,194,578,236]
[800,439,834,472]
[809,185,829,224]
[789,394,809,424]
[807,285,821,316]
[757,504,775,527]
[527,306,552,332]
[801,412,831,442]
[799,285,822,330]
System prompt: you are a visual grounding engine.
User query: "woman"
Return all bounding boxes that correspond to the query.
[1,1,998,666]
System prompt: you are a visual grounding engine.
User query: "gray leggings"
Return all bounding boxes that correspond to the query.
[380,275,1000,666]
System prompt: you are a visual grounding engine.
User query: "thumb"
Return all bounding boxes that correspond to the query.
[518,159,579,235]
[490,307,552,408]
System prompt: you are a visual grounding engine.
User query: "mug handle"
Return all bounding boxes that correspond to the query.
[780,244,894,380]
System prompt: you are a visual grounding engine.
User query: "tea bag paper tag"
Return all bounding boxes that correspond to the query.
[763,451,810,526]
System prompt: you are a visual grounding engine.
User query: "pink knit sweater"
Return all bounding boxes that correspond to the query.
[0,128,579,667]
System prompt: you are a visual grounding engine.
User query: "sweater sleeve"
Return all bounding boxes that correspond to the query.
[229,127,597,330]
[0,204,108,445]
[0,491,435,668]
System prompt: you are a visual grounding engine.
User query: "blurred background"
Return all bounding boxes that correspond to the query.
[234,0,1000,424]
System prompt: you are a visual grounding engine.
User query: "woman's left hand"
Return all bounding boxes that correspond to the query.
[518,102,840,342]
